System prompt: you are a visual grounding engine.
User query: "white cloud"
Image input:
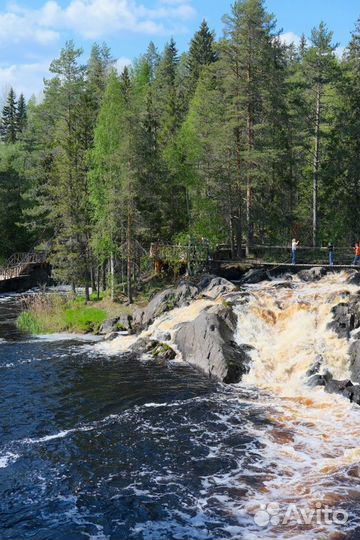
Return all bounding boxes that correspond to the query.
[335,46,345,59]
[0,0,196,45]
[279,32,302,48]
[0,11,59,46]
[115,56,132,74]
[0,60,51,100]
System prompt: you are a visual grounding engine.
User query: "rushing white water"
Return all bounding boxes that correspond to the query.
[233,272,360,539]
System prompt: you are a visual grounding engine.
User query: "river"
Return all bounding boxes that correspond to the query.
[0,275,359,540]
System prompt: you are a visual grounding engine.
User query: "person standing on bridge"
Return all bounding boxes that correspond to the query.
[328,242,334,266]
[353,242,360,266]
[291,238,299,265]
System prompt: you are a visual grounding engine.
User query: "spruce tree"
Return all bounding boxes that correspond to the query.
[1,88,18,143]
[303,22,338,246]
[187,20,218,94]
[16,93,27,134]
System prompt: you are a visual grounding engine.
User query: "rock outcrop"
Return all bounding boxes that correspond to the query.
[132,282,199,331]
[100,314,133,334]
[240,268,270,285]
[297,267,327,282]
[328,296,360,339]
[174,304,251,383]
[132,276,237,332]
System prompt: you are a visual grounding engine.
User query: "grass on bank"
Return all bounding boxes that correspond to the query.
[17,294,107,334]
[16,274,176,335]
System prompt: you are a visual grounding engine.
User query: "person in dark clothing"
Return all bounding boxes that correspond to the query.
[328,242,334,266]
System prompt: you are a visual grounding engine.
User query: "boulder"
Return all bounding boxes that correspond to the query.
[129,338,176,360]
[104,332,119,341]
[349,341,360,383]
[200,276,237,299]
[297,267,327,282]
[132,281,200,331]
[240,268,270,285]
[100,317,120,335]
[324,379,360,405]
[174,304,251,383]
[346,271,360,285]
[328,297,360,339]
[100,314,133,334]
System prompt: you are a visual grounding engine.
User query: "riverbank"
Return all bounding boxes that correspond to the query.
[15,275,174,335]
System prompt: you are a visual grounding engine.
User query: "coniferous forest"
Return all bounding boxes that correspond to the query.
[1,0,360,296]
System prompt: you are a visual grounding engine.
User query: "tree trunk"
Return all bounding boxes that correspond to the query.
[102,261,106,292]
[246,41,254,258]
[85,283,90,303]
[127,206,133,305]
[312,86,321,247]
[97,266,100,300]
[90,264,96,293]
[110,252,115,302]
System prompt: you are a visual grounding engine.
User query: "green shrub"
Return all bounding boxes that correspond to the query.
[16,293,107,334]
[16,312,43,334]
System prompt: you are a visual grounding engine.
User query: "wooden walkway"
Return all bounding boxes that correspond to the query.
[217,261,360,270]
[0,251,48,282]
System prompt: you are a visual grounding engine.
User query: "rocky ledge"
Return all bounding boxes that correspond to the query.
[128,276,250,384]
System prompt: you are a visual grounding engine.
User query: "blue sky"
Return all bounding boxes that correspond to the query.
[0,0,359,99]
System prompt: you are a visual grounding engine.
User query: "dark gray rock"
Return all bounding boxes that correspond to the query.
[129,338,176,360]
[306,355,323,377]
[346,271,360,285]
[240,268,270,285]
[104,332,119,341]
[100,314,132,334]
[349,340,360,383]
[324,379,360,405]
[328,298,360,339]
[132,281,200,331]
[174,304,250,383]
[100,317,119,334]
[297,267,327,282]
[200,276,237,299]
[117,313,133,331]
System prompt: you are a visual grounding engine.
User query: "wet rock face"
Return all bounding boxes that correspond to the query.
[306,366,360,405]
[174,304,251,384]
[349,341,360,383]
[132,276,237,331]
[328,297,360,339]
[298,267,327,282]
[100,314,133,335]
[240,268,270,285]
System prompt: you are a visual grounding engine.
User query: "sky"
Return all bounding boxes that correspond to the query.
[0,0,359,100]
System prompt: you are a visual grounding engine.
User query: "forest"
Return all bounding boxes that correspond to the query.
[0,0,359,300]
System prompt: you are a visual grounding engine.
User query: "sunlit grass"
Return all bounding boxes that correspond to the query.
[16,293,107,334]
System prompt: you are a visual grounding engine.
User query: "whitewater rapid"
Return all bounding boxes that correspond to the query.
[232,272,360,539]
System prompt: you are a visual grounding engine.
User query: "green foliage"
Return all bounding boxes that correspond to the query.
[16,294,107,334]
[3,0,360,294]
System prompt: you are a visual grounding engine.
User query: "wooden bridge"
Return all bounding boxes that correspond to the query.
[150,242,360,278]
[0,251,48,281]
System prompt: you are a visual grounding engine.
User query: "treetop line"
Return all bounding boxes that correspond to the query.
[0,0,359,301]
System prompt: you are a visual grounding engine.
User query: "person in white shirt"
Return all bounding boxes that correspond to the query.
[291,238,299,264]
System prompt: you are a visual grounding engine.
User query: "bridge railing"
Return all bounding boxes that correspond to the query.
[0,251,48,281]
[213,244,357,265]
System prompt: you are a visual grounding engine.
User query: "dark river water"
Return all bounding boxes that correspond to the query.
[0,287,359,540]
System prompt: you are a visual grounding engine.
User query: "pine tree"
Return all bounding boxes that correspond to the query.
[44,41,91,293]
[221,0,280,255]
[1,88,18,143]
[303,22,338,246]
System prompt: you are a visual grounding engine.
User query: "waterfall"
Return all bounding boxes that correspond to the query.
[233,272,360,539]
